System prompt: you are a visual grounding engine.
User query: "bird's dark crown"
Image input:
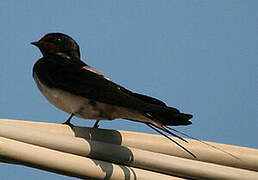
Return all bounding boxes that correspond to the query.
[32,33,81,58]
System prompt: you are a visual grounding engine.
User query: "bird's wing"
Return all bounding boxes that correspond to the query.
[34,56,161,112]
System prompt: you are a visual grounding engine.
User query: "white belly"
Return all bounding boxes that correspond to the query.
[33,75,109,120]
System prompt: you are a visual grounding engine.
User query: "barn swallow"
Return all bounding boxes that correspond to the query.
[31,33,195,157]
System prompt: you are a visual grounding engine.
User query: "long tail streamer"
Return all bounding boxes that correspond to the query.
[146,123,197,158]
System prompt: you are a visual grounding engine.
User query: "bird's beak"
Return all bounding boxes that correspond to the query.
[31,41,41,47]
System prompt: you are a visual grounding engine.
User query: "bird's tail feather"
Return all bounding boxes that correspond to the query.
[146,123,196,158]
[166,126,239,159]
[145,104,193,126]
[145,121,238,159]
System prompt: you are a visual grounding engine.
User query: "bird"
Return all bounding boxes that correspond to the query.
[31,33,194,157]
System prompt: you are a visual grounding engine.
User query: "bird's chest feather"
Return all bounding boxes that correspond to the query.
[33,74,114,120]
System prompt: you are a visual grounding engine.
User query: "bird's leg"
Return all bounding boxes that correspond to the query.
[63,113,75,128]
[93,120,100,128]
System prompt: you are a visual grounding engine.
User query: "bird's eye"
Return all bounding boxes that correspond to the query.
[56,38,62,42]
[48,37,62,43]
[52,37,62,43]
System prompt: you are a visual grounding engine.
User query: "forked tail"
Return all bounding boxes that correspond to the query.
[145,123,238,159]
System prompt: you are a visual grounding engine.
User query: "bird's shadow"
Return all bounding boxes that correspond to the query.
[72,126,137,180]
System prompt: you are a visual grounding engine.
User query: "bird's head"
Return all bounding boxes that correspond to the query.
[31,33,80,58]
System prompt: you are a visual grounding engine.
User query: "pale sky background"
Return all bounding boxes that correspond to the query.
[0,1,257,179]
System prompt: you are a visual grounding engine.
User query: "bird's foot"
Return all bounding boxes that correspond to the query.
[63,114,75,129]
[93,120,100,128]
[63,121,75,129]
